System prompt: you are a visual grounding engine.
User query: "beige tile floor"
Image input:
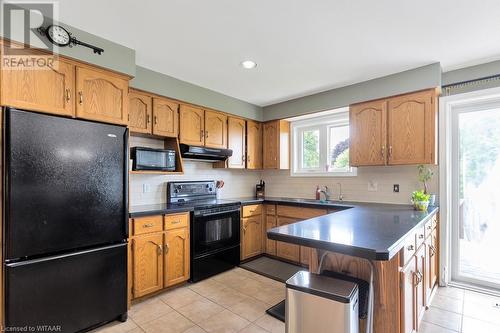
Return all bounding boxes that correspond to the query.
[92,267,286,333]
[420,286,500,333]
[92,268,500,333]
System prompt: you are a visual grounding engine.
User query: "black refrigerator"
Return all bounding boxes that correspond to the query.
[4,108,128,332]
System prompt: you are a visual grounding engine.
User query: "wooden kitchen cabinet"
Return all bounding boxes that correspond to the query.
[129,212,190,300]
[132,233,164,298]
[153,97,179,137]
[0,53,75,117]
[205,110,227,148]
[400,256,417,333]
[349,88,438,166]
[241,216,264,260]
[227,117,246,168]
[241,205,263,260]
[415,245,426,329]
[350,99,387,166]
[179,104,205,146]
[164,226,190,287]
[387,90,436,165]
[265,215,277,256]
[276,217,300,262]
[263,120,290,169]
[75,66,129,125]
[129,90,152,134]
[246,120,263,169]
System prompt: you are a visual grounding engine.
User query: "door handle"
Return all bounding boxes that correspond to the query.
[200,130,204,140]
[78,91,83,105]
[205,130,209,138]
[154,115,158,125]
[164,243,169,253]
[388,146,393,158]
[65,89,71,102]
[143,223,154,228]
[146,114,150,124]
[156,244,163,255]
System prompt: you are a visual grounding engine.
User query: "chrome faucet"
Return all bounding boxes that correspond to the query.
[319,186,330,201]
[337,182,344,201]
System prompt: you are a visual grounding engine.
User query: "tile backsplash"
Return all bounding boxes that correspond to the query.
[129,136,438,206]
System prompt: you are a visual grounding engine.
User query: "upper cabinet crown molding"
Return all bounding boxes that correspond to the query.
[349,88,438,166]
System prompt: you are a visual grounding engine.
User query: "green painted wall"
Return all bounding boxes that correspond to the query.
[130,66,263,121]
[442,60,500,86]
[1,4,136,76]
[262,63,442,121]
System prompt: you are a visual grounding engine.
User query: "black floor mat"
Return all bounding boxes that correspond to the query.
[266,300,285,322]
[240,256,304,282]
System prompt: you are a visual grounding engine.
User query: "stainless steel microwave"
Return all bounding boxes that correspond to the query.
[131,147,176,171]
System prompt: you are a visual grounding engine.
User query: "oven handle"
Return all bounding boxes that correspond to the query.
[196,208,241,217]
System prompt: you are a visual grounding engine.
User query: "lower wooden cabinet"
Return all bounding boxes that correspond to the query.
[276,217,300,262]
[241,205,264,260]
[164,227,190,287]
[132,233,164,298]
[400,256,417,333]
[129,212,190,300]
[265,214,277,256]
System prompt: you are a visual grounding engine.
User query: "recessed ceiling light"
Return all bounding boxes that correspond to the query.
[241,60,257,69]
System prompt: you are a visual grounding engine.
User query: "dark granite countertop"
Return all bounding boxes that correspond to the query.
[129,203,194,217]
[265,200,439,261]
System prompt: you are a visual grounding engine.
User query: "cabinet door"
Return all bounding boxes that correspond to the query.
[1,55,75,117]
[430,228,438,289]
[276,217,300,262]
[300,246,311,266]
[164,227,190,287]
[415,246,426,329]
[153,97,179,137]
[349,99,387,166]
[247,120,263,169]
[387,90,435,165]
[400,257,417,333]
[265,215,277,256]
[75,66,128,125]
[204,110,227,148]
[179,105,204,145]
[129,91,152,134]
[132,233,163,298]
[227,117,246,168]
[241,216,263,260]
[263,121,279,169]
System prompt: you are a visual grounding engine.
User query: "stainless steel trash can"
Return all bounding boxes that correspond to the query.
[286,271,359,333]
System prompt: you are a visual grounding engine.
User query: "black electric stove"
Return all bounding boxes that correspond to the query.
[167,181,241,282]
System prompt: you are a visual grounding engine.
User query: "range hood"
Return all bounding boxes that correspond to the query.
[179,144,233,162]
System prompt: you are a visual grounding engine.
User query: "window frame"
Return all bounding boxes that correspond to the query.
[290,110,357,177]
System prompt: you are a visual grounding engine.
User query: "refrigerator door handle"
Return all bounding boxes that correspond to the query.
[5,243,127,267]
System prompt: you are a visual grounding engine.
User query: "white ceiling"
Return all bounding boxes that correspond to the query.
[58,0,500,106]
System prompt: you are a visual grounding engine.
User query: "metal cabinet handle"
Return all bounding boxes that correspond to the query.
[381,146,385,158]
[200,130,204,140]
[65,89,71,102]
[407,244,414,251]
[205,130,209,138]
[143,223,154,228]
[157,244,163,255]
[164,243,169,253]
[78,91,83,105]
[146,114,150,124]
[429,245,435,256]
[419,234,424,239]
[412,272,419,286]
[388,146,393,158]
[247,155,250,163]
[170,220,181,224]
[154,115,158,125]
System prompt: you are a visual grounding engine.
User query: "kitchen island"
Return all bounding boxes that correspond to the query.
[262,198,439,333]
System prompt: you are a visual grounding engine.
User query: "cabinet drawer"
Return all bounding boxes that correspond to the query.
[265,204,276,216]
[132,215,163,236]
[277,205,327,219]
[243,204,262,217]
[164,213,189,230]
[402,231,417,264]
[416,225,426,249]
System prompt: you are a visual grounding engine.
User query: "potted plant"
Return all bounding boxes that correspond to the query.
[417,165,436,205]
[412,190,431,211]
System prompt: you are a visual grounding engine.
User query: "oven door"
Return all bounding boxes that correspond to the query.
[193,207,240,257]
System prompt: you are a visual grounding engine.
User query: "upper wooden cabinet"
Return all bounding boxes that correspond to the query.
[227,117,246,169]
[350,99,387,166]
[179,105,205,146]
[129,90,152,134]
[387,90,436,165]
[205,110,227,148]
[349,89,438,166]
[153,97,179,138]
[1,55,75,117]
[263,120,290,169]
[75,66,129,125]
[246,120,263,169]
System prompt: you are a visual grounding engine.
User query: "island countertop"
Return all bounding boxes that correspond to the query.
[265,199,439,261]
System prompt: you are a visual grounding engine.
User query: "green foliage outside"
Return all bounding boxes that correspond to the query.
[302,130,319,168]
[334,149,349,168]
